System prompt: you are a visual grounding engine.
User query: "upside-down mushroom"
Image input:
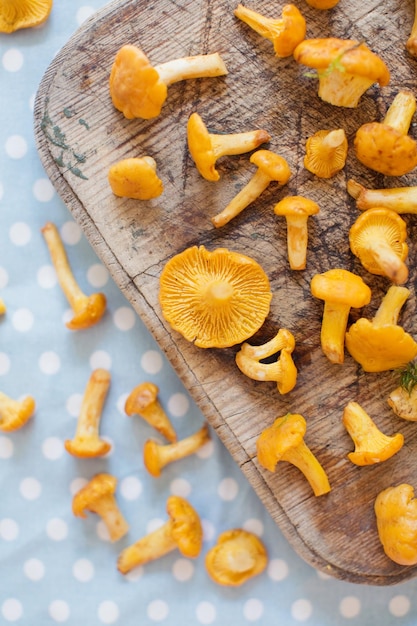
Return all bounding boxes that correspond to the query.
[0,391,35,432]
[293,38,390,108]
[345,285,417,372]
[234,3,306,57]
[388,362,417,421]
[211,150,291,228]
[41,222,107,330]
[117,495,202,574]
[349,208,409,284]
[187,112,271,182]
[375,483,417,566]
[205,529,268,586]
[72,473,129,542]
[274,195,320,270]
[304,128,348,178]
[109,45,227,120]
[256,413,331,496]
[407,1,417,58]
[0,0,52,33]
[235,328,297,394]
[354,89,417,176]
[108,156,163,199]
[144,423,211,477]
[310,268,371,364]
[125,381,177,443]
[159,245,272,348]
[342,401,404,466]
[347,179,417,214]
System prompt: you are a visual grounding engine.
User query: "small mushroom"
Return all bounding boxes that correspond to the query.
[144,423,210,477]
[345,285,417,372]
[310,269,372,364]
[125,381,177,443]
[117,495,202,574]
[354,89,417,176]
[108,156,163,199]
[159,245,272,348]
[375,483,417,566]
[205,529,268,586]
[187,112,271,182]
[304,0,340,7]
[234,3,306,57]
[347,178,417,214]
[256,413,331,496]
[342,401,404,466]
[293,38,390,108]
[41,222,106,331]
[0,391,35,432]
[235,328,297,394]
[65,369,111,458]
[72,473,129,542]
[211,150,291,228]
[349,208,409,284]
[273,195,320,270]
[407,1,417,58]
[109,45,227,120]
[0,0,52,33]
[304,128,348,178]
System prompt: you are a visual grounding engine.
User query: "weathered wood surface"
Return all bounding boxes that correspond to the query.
[34,0,417,584]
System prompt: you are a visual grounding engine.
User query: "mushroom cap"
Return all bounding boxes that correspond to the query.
[257,413,306,472]
[187,112,218,181]
[310,268,371,308]
[354,122,417,176]
[108,157,164,200]
[205,528,268,586]
[273,195,320,217]
[72,473,117,518]
[293,38,390,86]
[159,245,272,348]
[304,129,348,178]
[375,483,417,566]
[0,0,52,33]
[109,45,167,120]
[345,319,417,372]
[66,292,107,331]
[249,149,291,184]
[166,495,203,557]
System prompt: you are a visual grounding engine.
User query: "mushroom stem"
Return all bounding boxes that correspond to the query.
[383,89,416,135]
[281,438,331,497]
[322,128,346,149]
[210,130,270,159]
[320,301,350,364]
[41,222,106,330]
[407,1,417,57]
[125,382,177,443]
[86,492,129,542]
[364,239,408,285]
[347,179,417,213]
[118,520,177,573]
[285,214,310,270]
[0,392,35,431]
[372,285,410,327]
[155,53,228,85]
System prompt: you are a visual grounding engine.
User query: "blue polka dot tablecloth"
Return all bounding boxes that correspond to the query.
[1,3,417,626]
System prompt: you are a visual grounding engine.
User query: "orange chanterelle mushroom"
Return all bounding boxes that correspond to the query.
[0,0,52,33]
[159,246,272,348]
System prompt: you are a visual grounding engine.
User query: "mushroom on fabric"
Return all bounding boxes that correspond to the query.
[205,529,268,586]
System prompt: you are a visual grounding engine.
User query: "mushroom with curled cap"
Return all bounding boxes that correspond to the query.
[235,328,297,394]
[117,495,202,574]
[187,112,271,182]
[159,245,272,349]
[273,195,320,270]
[349,208,409,284]
[345,285,417,372]
[256,413,331,496]
[72,473,129,542]
[0,0,52,33]
[125,381,177,443]
[310,269,372,365]
[293,38,390,108]
[375,483,417,566]
[108,156,163,200]
[342,401,404,466]
[347,178,417,214]
[234,3,306,58]
[109,44,228,120]
[205,529,268,586]
[0,391,35,432]
[304,128,348,179]
[211,150,291,228]
[354,89,417,177]
[41,222,106,330]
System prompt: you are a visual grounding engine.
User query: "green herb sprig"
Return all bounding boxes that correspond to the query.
[399,361,417,395]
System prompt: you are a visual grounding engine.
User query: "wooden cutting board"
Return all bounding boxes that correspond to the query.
[34,0,417,584]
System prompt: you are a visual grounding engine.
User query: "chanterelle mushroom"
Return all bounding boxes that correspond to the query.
[108,156,163,199]
[117,495,202,574]
[310,268,371,364]
[293,38,390,108]
[273,195,320,270]
[407,1,417,57]
[375,483,417,566]
[159,245,272,348]
[109,45,228,120]
[354,89,417,176]
[0,0,52,33]
[304,128,348,178]
[205,529,268,586]
[304,0,340,7]
[345,285,417,372]
[187,112,271,182]
[234,3,306,58]
[349,208,409,284]
[0,391,35,432]
[347,178,417,214]
[125,381,177,443]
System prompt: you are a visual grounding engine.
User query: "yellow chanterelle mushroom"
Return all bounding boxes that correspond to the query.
[205,529,268,586]
[375,483,417,566]
[0,0,52,33]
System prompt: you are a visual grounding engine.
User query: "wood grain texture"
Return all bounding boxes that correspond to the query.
[34,0,417,584]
